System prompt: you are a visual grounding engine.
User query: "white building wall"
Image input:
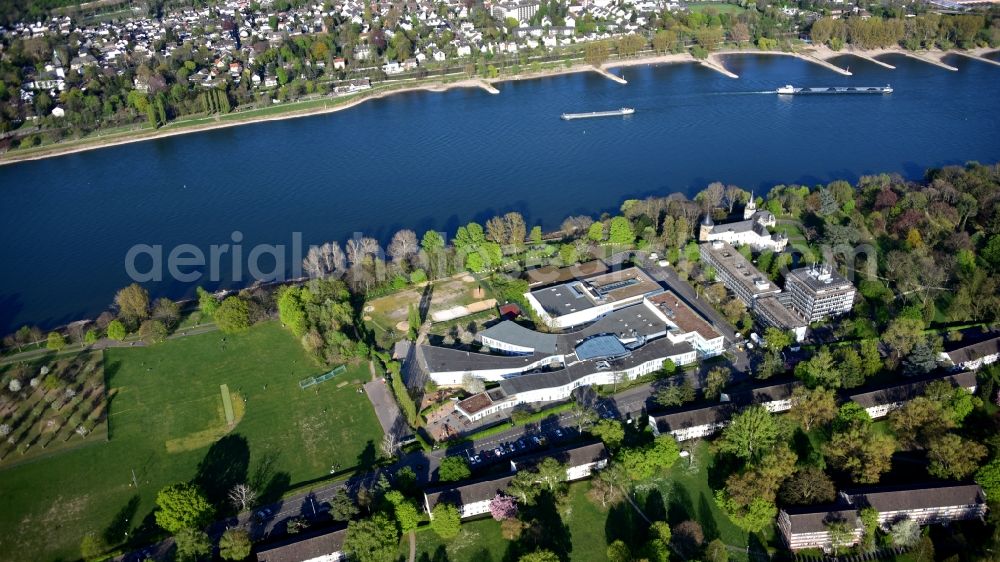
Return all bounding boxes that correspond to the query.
[762,398,793,413]
[480,335,535,355]
[460,499,492,518]
[429,355,561,386]
[669,421,727,441]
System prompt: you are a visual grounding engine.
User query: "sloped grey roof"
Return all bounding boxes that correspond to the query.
[417,345,552,373]
[497,338,695,396]
[424,473,516,512]
[781,507,861,535]
[650,403,735,433]
[256,527,347,562]
[479,321,558,354]
[844,483,986,513]
[944,335,1000,365]
[735,380,801,405]
[848,371,978,409]
[510,442,608,472]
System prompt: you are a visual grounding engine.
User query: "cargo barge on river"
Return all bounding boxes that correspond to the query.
[561,107,635,120]
[776,84,893,95]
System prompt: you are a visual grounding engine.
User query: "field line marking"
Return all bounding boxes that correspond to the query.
[221,384,235,425]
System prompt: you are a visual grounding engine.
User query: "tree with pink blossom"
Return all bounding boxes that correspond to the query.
[489,494,518,521]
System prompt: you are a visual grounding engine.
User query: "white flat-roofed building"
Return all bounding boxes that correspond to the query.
[699,240,781,307]
[645,291,725,357]
[525,267,663,329]
[784,264,856,323]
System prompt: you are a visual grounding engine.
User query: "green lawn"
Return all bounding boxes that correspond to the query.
[636,441,774,560]
[406,443,773,562]
[0,321,382,561]
[407,481,612,562]
[685,1,747,13]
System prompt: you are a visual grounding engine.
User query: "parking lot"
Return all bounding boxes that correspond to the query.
[442,420,583,473]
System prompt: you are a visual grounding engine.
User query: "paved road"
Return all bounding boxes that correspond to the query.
[363,378,408,441]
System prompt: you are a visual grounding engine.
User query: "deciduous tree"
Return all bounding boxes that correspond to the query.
[106,319,127,341]
[154,483,213,534]
[420,230,445,254]
[389,229,418,262]
[608,216,635,245]
[589,419,625,450]
[655,378,696,407]
[228,483,257,513]
[115,283,150,324]
[175,527,211,561]
[46,331,66,351]
[927,434,987,480]
[607,540,631,562]
[214,296,252,334]
[705,366,731,400]
[343,513,400,562]
[219,528,252,561]
[489,494,518,521]
[824,419,896,483]
[430,503,461,539]
[438,456,471,482]
[788,386,837,431]
[139,320,168,344]
[718,405,780,462]
[519,550,560,562]
[780,466,836,505]
[197,287,219,317]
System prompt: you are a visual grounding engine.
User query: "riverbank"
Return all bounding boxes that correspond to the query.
[1,46,995,166]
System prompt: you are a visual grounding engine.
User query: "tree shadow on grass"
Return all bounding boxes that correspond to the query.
[431,544,450,562]
[666,480,694,525]
[644,489,667,522]
[505,490,572,561]
[357,440,378,471]
[604,499,644,548]
[697,492,720,542]
[468,548,494,562]
[103,494,140,546]
[706,451,740,492]
[192,434,250,510]
[259,470,291,506]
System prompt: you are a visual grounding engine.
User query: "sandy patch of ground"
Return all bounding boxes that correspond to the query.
[430,299,497,322]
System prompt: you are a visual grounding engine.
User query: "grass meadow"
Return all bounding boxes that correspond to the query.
[0,321,382,561]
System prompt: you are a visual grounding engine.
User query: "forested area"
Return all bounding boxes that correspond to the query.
[810,13,1000,50]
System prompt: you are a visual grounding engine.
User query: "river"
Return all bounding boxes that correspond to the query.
[0,53,998,331]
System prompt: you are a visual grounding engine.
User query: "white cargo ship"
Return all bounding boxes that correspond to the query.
[776,84,893,95]
[561,107,635,120]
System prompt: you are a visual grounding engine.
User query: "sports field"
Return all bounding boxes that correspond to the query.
[0,321,382,561]
[685,1,747,13]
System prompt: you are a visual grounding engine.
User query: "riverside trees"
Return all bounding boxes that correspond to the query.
[809,14,993,51]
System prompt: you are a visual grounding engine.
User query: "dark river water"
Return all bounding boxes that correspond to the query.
[1,53,998,331]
